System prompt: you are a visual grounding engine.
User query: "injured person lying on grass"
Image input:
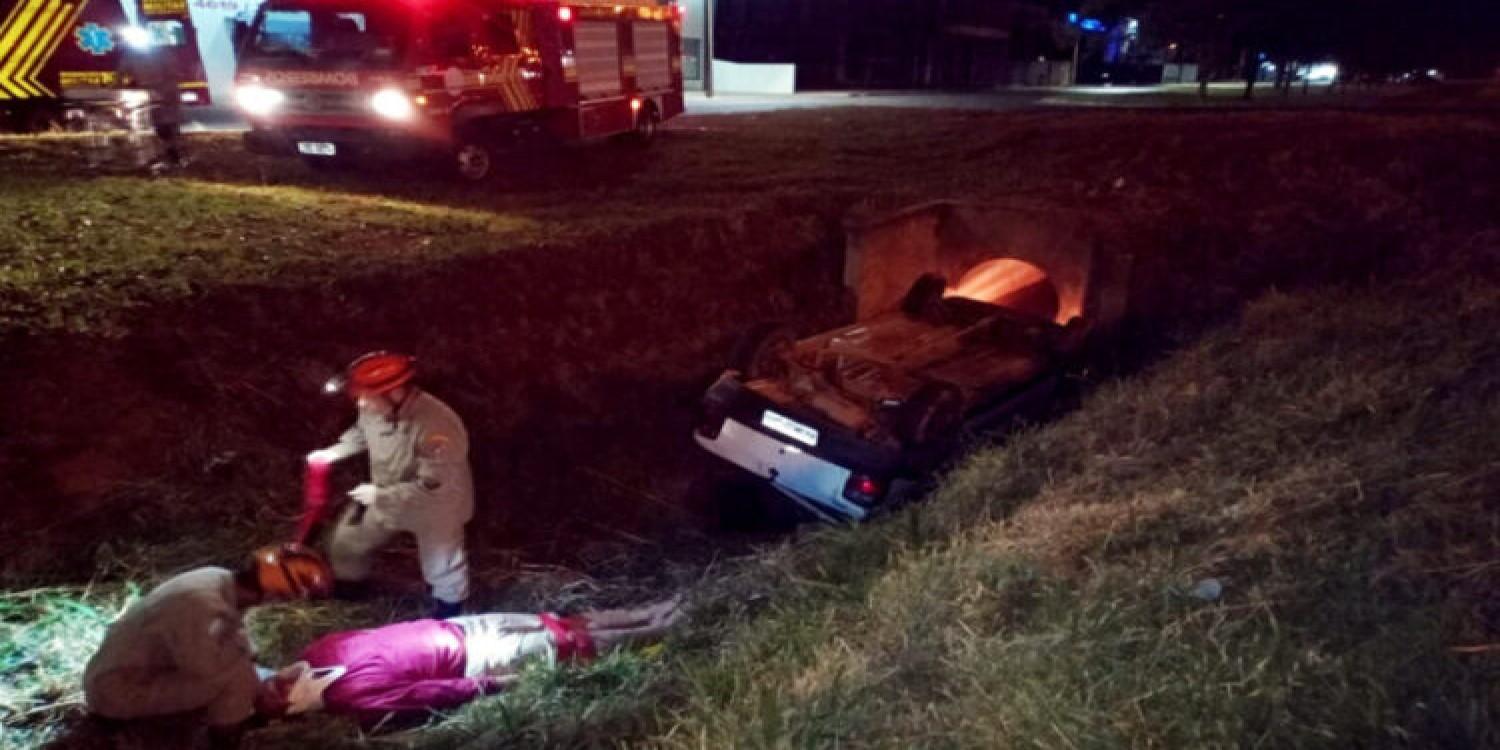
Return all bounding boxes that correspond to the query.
[253,597,684,727]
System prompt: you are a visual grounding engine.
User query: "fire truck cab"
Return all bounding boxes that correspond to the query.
[235,0,684,180]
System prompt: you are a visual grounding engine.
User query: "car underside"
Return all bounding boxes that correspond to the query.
[695,201,1131,522]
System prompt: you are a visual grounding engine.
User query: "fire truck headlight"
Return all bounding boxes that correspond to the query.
[370,88,414,120]
[235,84,285,116]
[119,89,151,108]
[119,26,151,49]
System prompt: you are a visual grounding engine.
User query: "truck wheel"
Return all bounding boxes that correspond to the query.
[630,102,661,146]
[453,141,493,182]
[897,383,964,445]
[730,322,796,380]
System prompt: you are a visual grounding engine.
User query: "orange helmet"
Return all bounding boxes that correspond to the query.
[252,543,333,600]
[323,351,416,397]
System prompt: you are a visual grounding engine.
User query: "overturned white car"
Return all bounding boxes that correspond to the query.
[695,201,1131,522]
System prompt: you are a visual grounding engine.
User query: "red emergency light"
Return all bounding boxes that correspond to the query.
[557,6,573,22]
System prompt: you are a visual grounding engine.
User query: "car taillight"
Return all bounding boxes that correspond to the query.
[843,474,884,505]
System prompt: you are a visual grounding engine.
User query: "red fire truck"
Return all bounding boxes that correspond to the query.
[234,0,684,180]
[0,0,210,131]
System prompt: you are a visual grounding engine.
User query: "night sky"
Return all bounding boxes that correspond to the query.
[710,0,1500,89]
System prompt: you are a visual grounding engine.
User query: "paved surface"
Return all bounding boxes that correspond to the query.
[680,82,1367,115]
[182,82,1429,130]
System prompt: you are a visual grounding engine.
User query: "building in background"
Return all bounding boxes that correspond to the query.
[679,0,706,88]
[708,0,1066,90]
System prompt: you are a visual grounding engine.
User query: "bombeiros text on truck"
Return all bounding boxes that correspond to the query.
[232,0,684,180]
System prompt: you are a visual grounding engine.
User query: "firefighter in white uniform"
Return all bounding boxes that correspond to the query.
[83,544,331,737]
[310,352,474,618]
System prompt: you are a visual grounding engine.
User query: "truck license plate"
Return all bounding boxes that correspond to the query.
[297,141,336,156]
[761,410,819,447]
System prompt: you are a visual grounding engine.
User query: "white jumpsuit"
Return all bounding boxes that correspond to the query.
[83,568,260,726]
[325,389,474,604]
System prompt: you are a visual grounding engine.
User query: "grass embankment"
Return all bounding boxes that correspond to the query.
[9,230,1494,749]
[650,244,1500,748]
[2,109,1497,746]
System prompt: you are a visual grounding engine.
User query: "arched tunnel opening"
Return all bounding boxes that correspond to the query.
[942,258,1069,323]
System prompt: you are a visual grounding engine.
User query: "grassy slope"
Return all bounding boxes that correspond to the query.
[647,251,1499,748]
[13,258,1496,747]
[253,226,1490,748]
[2,107,1494,337]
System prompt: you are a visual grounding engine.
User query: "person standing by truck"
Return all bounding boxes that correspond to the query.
[117,27,184,168]
[309,352,475,619]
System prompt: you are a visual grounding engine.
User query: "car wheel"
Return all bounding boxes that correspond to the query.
[453,140,493,182]
[900,273,949,318]
[897,383,964,445]
[731,323,796,380]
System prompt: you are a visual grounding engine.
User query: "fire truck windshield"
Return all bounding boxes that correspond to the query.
[247,2,406,64]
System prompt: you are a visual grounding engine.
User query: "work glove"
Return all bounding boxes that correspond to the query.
[307,449,339,466]
[347,483,378,507]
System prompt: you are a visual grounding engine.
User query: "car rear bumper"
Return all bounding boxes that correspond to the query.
[695,373,903,521]
[695,418,870,521]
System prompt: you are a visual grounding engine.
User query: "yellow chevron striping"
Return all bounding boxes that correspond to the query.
[0,0,47,97]
[0,0,26,94]
[20,0,75,97]
[0,0,28,65]
[9,0,61,96]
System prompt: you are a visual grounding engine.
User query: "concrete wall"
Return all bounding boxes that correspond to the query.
[1162,63,1200,84]
[1009,60,1072,87]
[844,201,1118,326]
[680,0,706,89]
[711,59,796,94]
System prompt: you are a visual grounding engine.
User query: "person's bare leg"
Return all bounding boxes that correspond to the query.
[580,595,682,630]
[583,597,685,653]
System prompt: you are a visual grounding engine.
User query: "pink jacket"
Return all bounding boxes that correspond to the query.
[299,619,496,725]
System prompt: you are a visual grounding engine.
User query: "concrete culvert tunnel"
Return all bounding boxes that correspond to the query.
[842,201,1123,331]
[943,258,1063,323]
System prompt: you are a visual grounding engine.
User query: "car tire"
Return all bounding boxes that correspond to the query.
[900,273,949,318]
[897,383,964,445]
[730,322,796,380]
